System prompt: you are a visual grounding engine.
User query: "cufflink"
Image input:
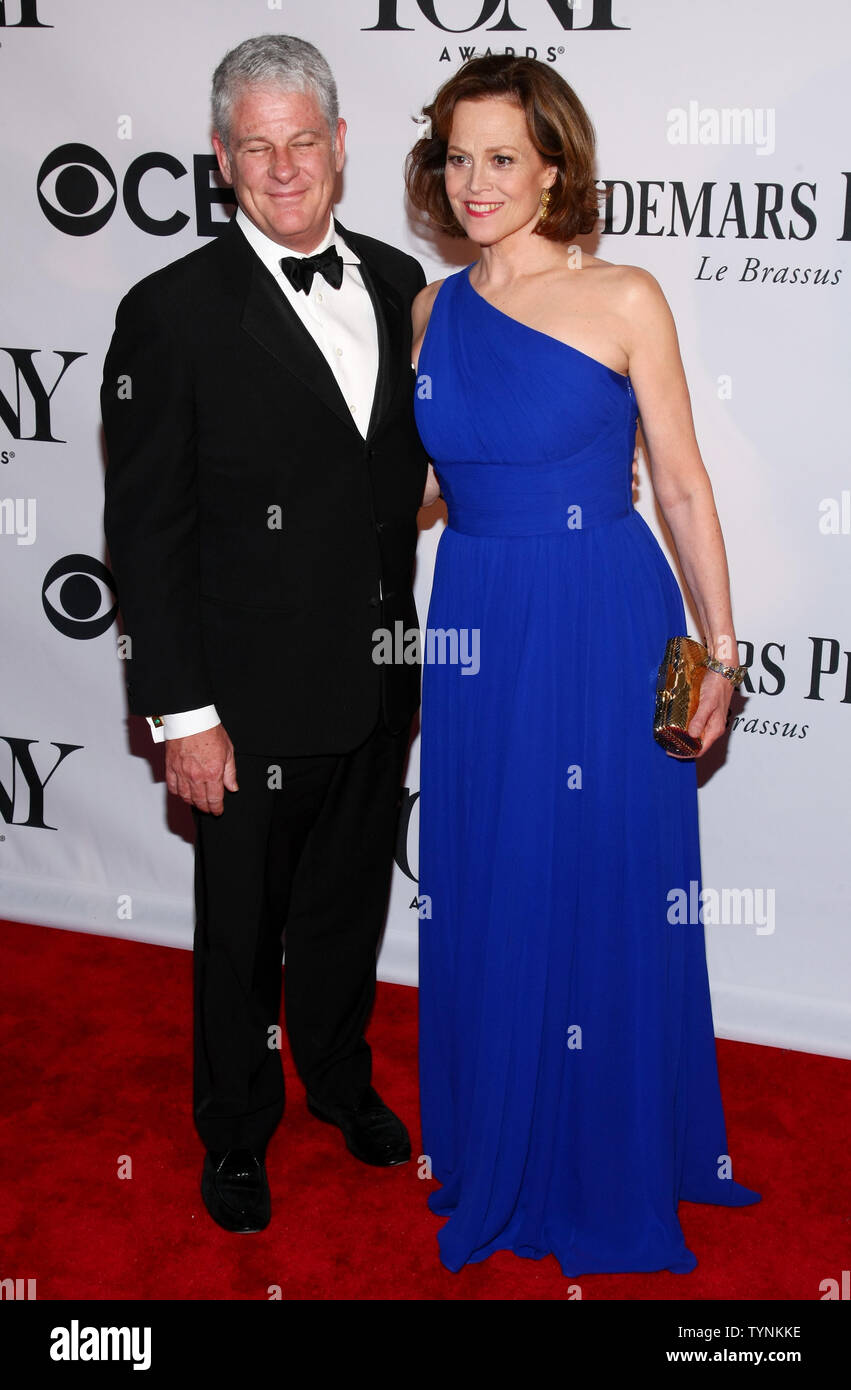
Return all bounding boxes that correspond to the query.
[151,716,164,727]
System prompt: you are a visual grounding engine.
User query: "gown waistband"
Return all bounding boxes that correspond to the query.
[439,459,633,537]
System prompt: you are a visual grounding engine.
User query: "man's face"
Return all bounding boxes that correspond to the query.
[213,84,345,253]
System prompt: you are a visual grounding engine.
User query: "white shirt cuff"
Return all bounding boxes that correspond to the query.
[146,705,220,743]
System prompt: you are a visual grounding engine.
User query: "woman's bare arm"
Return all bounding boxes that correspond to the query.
[623,268,739,753]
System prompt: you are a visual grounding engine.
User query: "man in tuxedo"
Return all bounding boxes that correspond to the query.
[101,34,428,1232]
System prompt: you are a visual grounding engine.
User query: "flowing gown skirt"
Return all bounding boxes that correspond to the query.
[414,267,759,1276]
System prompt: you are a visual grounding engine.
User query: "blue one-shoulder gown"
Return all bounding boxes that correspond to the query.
[414,266,760,1276]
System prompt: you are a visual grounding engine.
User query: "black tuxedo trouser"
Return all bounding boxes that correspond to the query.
[191,715,409,1157]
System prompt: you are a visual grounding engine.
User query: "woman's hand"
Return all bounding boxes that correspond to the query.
[684,669,734,758]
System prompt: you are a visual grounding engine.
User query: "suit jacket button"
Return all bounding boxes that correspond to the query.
[375,520,385,532]
[369,595,380,607]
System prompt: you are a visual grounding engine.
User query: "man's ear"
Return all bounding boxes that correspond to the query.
[334,117,347,174]
[212,134,232,185]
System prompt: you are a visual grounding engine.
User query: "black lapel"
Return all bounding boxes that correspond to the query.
[335,219,404,441]
[234,213,405,439]
[237,225,360,435]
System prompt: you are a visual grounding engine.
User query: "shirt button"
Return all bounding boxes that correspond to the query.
[351,404,357,413]
[316,292,324,303]
[336,347,343,356]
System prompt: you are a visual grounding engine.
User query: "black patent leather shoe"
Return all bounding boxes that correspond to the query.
[307,1086,411,1167]
[201,1148,271,1232]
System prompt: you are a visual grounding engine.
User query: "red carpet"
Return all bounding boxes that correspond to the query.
[0,918,847,1301]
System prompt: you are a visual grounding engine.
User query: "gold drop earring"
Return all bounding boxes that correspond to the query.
[539,187,552,221]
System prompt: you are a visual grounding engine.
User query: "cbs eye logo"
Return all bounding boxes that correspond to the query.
[37,145,117,236]
[37,143,232,237]
[42,554,117,638]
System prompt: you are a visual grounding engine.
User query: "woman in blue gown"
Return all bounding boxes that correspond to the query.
[406,55,760,1277]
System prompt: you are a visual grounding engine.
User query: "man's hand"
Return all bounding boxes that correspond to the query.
[165,725,238,815]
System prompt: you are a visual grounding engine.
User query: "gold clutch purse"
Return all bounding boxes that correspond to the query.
[653,636,708,758]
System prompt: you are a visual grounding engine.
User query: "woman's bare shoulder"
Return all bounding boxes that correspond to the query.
[587,258,668,309]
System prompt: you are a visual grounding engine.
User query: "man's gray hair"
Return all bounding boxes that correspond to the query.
[212,34,339,151]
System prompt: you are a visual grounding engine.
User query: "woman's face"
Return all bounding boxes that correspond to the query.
[444,96,556,247]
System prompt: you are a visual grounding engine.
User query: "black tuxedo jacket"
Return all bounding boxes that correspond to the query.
[102,216,428,756]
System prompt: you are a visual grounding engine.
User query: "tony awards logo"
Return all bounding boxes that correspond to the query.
[0,1,51,27]
[363,0,628,31]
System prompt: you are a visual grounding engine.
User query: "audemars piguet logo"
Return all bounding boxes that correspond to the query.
[600,177,851,244]
[598,176,850,286]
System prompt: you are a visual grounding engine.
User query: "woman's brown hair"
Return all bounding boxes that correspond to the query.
[405,55,600,243]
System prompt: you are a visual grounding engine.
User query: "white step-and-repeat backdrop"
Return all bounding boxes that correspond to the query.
[1,1,848,1058]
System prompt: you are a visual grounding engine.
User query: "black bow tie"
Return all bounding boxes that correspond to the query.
[279,245,344,294]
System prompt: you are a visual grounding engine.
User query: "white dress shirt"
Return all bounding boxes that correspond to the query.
[147,208,380,744]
